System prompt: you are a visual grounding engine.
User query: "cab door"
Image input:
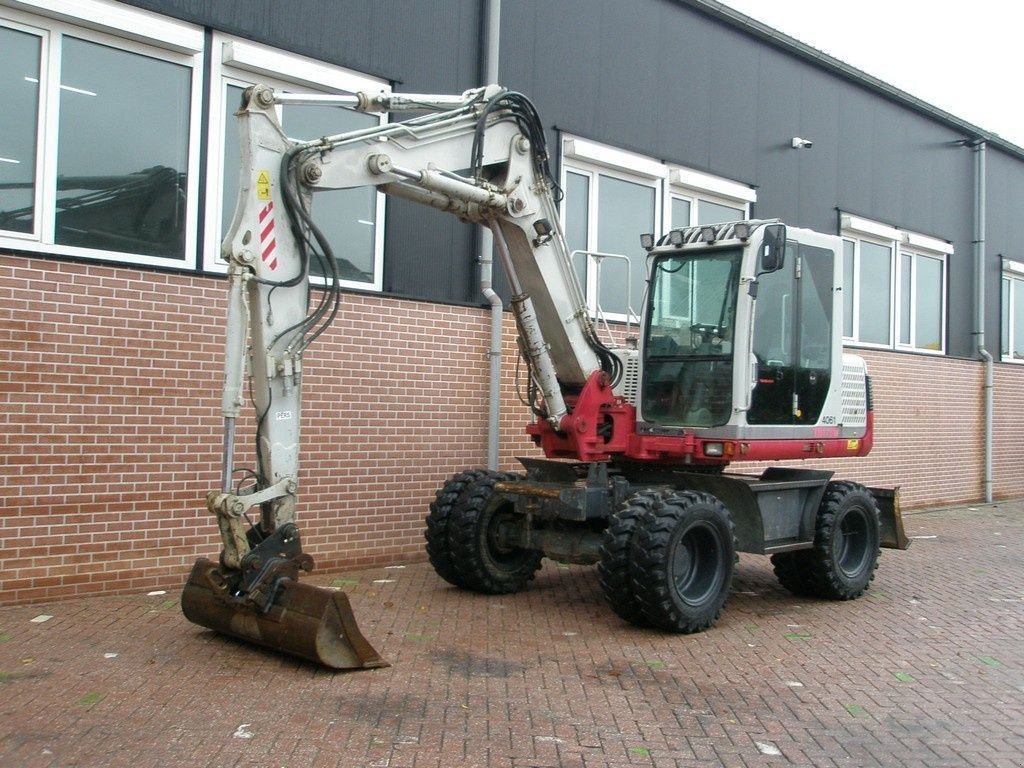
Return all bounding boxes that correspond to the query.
[748,241,834,426]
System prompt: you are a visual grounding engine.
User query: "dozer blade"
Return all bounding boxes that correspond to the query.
[181,558,388,670]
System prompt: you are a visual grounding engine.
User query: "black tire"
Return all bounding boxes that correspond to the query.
[597,490,660,626]
[630,491,736,633]
[448,473,542,594]
[771,481,880,600]
[425,469,490,587]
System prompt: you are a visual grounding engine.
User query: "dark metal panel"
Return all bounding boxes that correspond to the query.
[122,0,1024,347]
[984,149,1024,352]
[503,0,988,356]
[382,199,478,304]
[124,0,488,306]
[124,0,480,89]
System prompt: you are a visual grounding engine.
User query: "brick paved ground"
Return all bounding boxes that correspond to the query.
[1,501,1021,768]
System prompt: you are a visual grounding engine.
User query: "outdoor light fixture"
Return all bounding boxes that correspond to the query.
[640,233,655,250]
[668,229,685,246]
[791,136,813,149]
[733,222,751,240]
[700,226,717,243]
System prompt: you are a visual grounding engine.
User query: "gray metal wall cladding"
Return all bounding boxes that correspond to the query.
[127,0,489,305]
[127,0,1021,355]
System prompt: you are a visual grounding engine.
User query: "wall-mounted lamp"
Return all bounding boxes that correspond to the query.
[791,137,813,149]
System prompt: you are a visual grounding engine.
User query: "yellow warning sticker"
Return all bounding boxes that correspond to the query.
[847,439,860,451]
[256,170,271,200]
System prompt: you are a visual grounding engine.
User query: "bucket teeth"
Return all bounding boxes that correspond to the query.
[181,558,388,670]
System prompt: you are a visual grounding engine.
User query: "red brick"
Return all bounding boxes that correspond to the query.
[2,253,1024,604]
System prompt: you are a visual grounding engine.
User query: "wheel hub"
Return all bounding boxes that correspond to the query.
[671,523,723,606]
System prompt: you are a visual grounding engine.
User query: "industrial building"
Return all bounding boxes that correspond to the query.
[2,0,1022,603]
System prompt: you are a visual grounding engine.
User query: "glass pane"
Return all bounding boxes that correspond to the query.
[55,37,191,258]
[1014,278,1024,360]
[899,253,912,345]
[914,256,943,350]
[221,83,245,250]
[1002,277,1010,357]
[671,197,691,228]
[795,244,834,423]
[748,243,796,424]
[284,103,378,282]
[697,199,743,225]
[643,249,741,427]
[857,240,892,344]
[596,175,655,317]
[563,171,589,292]
[842,240,855,337]
[0,26,42,234]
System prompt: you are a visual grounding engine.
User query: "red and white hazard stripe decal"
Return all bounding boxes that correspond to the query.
[258,201,278,271]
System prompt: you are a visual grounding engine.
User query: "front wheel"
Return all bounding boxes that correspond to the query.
[630,490,736,633]
[771,481,880,600]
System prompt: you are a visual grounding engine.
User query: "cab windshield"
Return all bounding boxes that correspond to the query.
[641,249,742,427]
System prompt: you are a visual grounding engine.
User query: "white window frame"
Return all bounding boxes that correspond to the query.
[665,167,754,228]
[841,213,951,353]
[560,140,663,323]
[205,33,388,291]
[1002,258,1024,363]
[0,0,204,268]
[896,249,947,353]
[561,136,754,323]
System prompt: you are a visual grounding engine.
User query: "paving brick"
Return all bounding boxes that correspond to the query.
[0,502,1022,767]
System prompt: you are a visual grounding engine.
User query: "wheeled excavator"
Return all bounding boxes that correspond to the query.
[181,83,909,669]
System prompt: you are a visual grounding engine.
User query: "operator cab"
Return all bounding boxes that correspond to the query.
[637,221,846,440]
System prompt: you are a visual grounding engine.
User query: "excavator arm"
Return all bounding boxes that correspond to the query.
[182,83,616,668]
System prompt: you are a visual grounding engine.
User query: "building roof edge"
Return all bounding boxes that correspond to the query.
[679,0,1024,159]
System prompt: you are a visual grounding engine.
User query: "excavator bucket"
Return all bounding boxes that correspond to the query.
[181,558,388,670]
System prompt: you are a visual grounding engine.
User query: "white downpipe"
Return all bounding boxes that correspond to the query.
[973,140,994,503]
[480,0,502,471]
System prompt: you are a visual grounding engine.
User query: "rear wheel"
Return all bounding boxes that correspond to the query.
[448,473,542,594]
[425,469,489,587]
[771,481,880,599]
[630,490,736,633]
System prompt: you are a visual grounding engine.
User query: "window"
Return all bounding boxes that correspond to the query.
[666,167,753,229]
[206,36,387,289]
[0,2,203,266]
[1003,259,1024,362]
[561,136,754,322]
[643,248,743,427]
[561,142,662,321]
[899,251,945,351]
[840,214,950,353]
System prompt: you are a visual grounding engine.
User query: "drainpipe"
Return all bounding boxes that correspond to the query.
[972,140,994,503]
[480,0,502,470]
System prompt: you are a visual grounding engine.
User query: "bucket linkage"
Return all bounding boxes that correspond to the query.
[181,512,387,670]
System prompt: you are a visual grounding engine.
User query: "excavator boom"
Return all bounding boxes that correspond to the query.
[182,83,610,669]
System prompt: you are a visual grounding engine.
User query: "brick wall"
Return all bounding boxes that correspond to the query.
[0,255,504,604]
[743,349,988,509]
[2,254,1023,604]
[993,363,1024,498]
